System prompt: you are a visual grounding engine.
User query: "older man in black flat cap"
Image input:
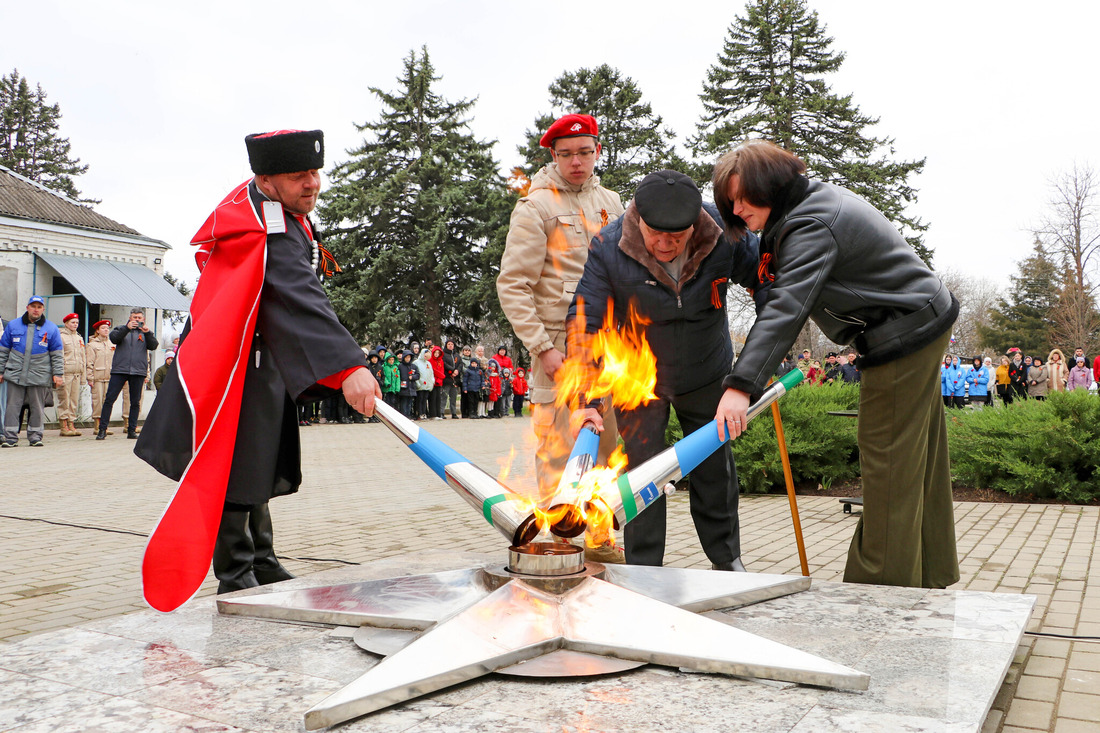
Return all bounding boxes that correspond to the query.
[566,170,762,570]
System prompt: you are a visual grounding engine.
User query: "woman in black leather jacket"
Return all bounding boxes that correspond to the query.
[711,140,959,590]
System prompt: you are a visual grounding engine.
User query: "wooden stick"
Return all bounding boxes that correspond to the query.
[771,399,809,576]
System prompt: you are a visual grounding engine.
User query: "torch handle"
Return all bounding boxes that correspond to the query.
[674,367,805,478]
[601,369,806,527]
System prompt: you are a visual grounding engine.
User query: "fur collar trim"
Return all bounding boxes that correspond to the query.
[618,205,724,292]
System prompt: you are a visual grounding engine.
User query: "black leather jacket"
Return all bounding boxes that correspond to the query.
[724,178,958,396]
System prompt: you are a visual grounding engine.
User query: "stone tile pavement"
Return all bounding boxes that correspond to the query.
[0,416,1096,732]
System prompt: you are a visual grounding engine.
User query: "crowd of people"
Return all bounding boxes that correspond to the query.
[941,346,1100,407]
[775,348,862,385]
[0,302,163,446]
[349,340,529,423]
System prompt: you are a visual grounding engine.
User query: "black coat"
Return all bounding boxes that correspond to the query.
[442,346,461,387]
[136,182,366,505]
[110,323,158,376]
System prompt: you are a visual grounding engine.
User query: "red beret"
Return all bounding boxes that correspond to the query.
[63,313,79,323]
[539,114,599,148]
[92,319,111,330]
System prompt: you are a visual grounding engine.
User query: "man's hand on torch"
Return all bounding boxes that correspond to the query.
[570,407,603,438]
[715,387,751,441]
[539,347,565,380]
[343,367,382,416]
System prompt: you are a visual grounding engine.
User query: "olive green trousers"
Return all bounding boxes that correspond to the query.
[844,329,960,588]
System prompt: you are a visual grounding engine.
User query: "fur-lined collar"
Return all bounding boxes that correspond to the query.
[618,205,724,293]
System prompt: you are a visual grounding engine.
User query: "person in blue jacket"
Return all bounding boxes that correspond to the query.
[0,296,64,446]
[949,355,967,408]
[462,358,483,419]
[940,355,955,408]
[965,356,990,407]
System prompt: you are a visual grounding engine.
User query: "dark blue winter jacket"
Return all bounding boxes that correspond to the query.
[463,360,483,392]
[567,203,761,396]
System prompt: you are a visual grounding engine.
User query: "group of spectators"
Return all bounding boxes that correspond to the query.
[346,339,529,423]
[1,300,160,446]
[775,348,862,385]
[941,346,1100,408]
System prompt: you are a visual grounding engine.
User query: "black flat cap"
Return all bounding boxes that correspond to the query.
[245,129,324,175]
[634,170,702,232]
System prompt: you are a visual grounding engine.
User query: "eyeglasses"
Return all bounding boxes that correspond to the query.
[553,149,597,161]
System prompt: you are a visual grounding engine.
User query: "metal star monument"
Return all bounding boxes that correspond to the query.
[218,373,868,730]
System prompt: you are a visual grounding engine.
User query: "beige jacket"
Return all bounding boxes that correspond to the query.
[86,334,114,382]
[496,164,623,403]
[1047,348,1068,392]
[58,329,86,374]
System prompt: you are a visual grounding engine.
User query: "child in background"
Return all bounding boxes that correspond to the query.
[511,368,528,416]
[415,348,434,419]
[382,353,400,409]
[487,361,503,418]
[463,358,483,419]
[398,351,419,419]
[499,367,512,418]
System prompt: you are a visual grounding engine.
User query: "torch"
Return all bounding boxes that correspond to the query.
[589,368,806,530]
[372,399,591,546]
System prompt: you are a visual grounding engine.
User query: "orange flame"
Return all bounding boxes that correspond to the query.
[509,444,630,547]
[499,298,660,548]
[506,167,531,197]
[554,298,658,413]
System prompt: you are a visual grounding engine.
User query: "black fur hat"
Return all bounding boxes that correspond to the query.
[245,130,324,175]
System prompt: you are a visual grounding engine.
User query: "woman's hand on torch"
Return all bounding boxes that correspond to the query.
[343,367,383,416]
[570,407,603,438]
[715,387,751,441]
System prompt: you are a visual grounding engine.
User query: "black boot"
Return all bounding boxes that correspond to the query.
[711,557,747,572]
[212,507,259,593]
[96,426,107,440]
[249,502,295,585]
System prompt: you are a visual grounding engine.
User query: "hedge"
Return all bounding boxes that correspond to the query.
[664,384,1100,503]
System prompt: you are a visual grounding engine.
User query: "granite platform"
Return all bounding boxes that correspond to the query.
[1,551,1034,733]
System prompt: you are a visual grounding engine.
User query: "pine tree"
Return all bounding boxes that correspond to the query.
[692,0,928,262]
[978,241,1062,355]
[0,69,95,203]
[317,48,510,346]
[517,65,686,200]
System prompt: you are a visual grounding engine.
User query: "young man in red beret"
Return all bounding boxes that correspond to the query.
[135,129,381,612]
[85,319,113,435]
[496,114,625,562]
[56,313,86,436]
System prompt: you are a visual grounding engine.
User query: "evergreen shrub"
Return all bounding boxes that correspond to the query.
[662,383,861,494]
[731,383,861,493]
[946,390,1100,502]
[659,384,1100,504]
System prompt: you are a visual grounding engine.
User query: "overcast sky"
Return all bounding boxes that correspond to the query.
[4,0,1097,292]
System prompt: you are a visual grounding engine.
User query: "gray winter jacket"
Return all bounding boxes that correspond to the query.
[109,323,158,376]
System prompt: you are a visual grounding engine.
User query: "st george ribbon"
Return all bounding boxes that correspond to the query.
[219,368,869,730]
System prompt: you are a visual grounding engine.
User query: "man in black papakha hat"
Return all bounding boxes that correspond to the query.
[565,170,764,571]
[136,129,382,607]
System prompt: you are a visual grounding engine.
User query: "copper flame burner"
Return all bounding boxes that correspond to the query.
[507,541,585,576]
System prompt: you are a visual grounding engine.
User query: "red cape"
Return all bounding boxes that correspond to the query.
[141,180,268,612]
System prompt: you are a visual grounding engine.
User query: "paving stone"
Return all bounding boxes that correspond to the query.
[1003,699,1055,729]
[1014,674,1060,702]
[1055,691,1100,723]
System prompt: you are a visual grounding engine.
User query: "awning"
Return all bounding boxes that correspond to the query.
[36,252,191,311]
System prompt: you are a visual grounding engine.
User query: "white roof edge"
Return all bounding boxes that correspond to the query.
[0,213,170,250]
